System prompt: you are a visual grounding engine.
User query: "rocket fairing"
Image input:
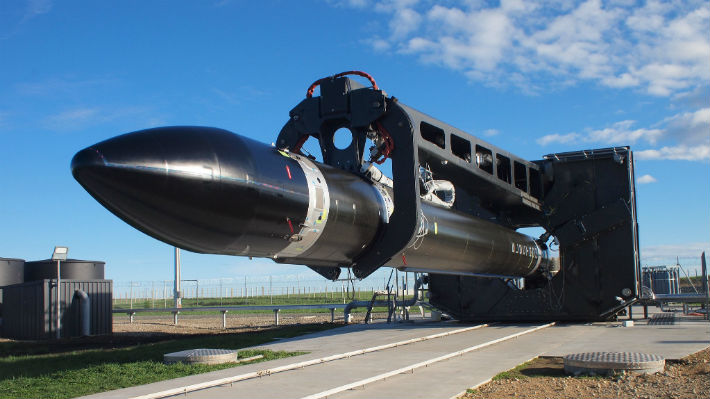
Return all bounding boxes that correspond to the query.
[72,126,550,279]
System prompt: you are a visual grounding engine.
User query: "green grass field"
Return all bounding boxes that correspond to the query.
[0,323,340,399]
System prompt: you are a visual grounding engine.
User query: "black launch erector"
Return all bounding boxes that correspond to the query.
[276,72,640,321]
[72,71,641,322]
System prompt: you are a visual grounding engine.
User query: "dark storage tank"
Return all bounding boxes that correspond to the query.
[24,259,104,281]
[0,258,25,316]
[0,258,24,287]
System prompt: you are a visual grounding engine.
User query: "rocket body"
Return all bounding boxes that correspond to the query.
[72,126,548,278]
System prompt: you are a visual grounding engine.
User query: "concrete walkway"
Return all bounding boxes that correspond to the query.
[80,310,709,399]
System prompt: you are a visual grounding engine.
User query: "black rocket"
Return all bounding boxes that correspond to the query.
[72,126,550,279]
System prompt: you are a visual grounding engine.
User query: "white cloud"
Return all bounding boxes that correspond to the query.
[537,132,581,146]
[636,174,657,184]
[45,108,99,127]
[662,107,710,145]
[537,120,662,146]
[1,0,53,39]
[537,107,710,161]
[641,242,710,263]
[21,0,52,24]
[483,129,499,137]
[15,76,117,97]
[635,144,710,161]
[370,37,391,52]
[42,106,155,131]
[355,0,710,96]
[390,7,421,38]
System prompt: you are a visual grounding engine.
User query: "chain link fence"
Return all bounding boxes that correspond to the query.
[112,269,417,310]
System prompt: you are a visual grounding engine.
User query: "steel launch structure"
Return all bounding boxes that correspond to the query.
[72,72,641,321]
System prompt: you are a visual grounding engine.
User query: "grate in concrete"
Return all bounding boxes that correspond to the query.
[563,352,665,376]
[648,312,676,325]
[164,348,238,365]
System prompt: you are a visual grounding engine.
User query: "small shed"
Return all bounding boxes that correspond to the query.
[2,279,112,340]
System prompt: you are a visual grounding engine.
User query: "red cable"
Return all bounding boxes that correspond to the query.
[306,70,379,98]
[374,121,394,165]
[302,71,393,164]
[292,135,309,154]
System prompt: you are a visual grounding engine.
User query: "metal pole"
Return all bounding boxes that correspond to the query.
[174,247,182,308]
[270,275,273,305]
[56,259,61,339]
[701,252,708,320]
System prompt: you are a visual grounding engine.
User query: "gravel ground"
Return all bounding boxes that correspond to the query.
[462,348,710,399]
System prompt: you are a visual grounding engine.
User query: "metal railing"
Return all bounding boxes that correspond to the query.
[114,303,349,328]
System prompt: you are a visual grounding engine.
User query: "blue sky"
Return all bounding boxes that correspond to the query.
[1,0,708,283]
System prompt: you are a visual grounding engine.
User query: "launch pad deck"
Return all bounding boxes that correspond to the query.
[81,306,708,399]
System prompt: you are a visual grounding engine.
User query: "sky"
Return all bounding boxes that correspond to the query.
[1,0,708,285]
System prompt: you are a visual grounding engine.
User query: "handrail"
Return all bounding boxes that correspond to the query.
[113,303,349,327]
[113,303,347,314]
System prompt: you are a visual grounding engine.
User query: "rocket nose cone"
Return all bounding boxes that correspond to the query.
[71,147,104,173]
[71,147,107,186]
[70,127,229,251]
[70,126,309,256]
